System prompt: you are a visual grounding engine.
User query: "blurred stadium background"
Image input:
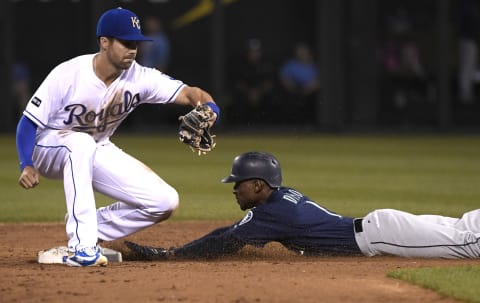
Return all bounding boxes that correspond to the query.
[0,0,479,133]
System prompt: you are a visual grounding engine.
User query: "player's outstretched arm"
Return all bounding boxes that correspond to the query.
[174,86,219,125]
[125,226,245,261]
[174,86,214,106]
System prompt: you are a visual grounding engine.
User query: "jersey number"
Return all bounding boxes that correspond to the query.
[306,201,342,218]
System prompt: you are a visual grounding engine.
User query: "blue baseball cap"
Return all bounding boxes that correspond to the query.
[96,7,153,41]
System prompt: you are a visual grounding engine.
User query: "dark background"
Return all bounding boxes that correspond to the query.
[1,0,479,133]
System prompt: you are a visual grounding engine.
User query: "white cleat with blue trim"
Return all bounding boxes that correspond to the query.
[65,246,108,267]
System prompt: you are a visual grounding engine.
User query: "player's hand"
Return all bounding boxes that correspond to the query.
[18,166,40,189]
[125,241,174,261]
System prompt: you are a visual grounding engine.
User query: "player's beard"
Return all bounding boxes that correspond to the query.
[236,198,255,211]
[117,57,135,70]
[107,51,135,70]
[121,49,137,69]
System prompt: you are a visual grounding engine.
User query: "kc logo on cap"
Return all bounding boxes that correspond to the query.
[96,7,153,42]
[130,17,141,30]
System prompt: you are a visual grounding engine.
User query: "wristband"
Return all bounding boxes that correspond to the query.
[205,101,220,123]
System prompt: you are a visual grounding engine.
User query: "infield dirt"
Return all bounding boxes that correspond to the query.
[0,221,475,303]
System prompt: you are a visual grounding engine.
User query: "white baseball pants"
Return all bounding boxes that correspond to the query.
[355,208,480,258]
[33,129,179,252]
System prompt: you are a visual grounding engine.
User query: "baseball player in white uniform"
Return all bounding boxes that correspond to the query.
[15,7,220,267]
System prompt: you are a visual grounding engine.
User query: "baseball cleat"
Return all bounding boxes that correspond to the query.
[65,246,108,267]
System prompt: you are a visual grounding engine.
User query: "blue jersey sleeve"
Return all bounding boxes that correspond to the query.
[171,209,282,259]
[16,115,38,171]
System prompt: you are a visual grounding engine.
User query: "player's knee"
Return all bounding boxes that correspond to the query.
[149,185,179,220]
[163,186,179,212]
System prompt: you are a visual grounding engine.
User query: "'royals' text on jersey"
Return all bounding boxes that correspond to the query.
[24,54,185,142]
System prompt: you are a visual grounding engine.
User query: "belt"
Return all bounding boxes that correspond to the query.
[353,218,363,233]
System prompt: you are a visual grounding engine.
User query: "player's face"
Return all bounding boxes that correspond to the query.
[106,38,139,70]
[233,179,259,210]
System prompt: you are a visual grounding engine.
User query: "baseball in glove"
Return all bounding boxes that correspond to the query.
[178,103,217,155]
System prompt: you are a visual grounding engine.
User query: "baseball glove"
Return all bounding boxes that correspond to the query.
[178,104,217,155]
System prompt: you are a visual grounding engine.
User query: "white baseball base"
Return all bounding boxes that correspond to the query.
[37,246,122,264]
[37,246,69,264]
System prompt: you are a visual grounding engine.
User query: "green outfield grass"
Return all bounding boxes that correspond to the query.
[389,265,480,303]
[2,132,480,301]
[1,133,480,222]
